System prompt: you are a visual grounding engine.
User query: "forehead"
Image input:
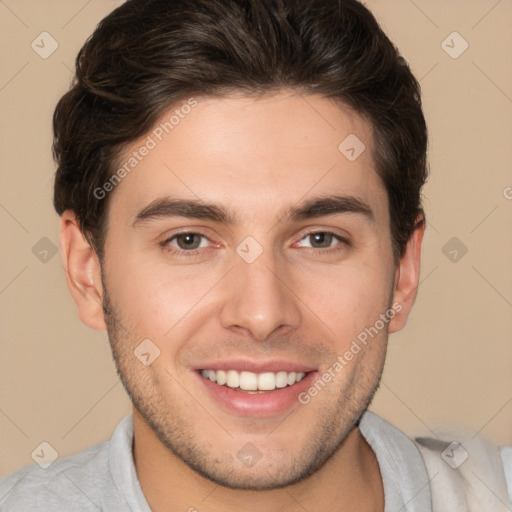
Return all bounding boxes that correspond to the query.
[108,91,387,224]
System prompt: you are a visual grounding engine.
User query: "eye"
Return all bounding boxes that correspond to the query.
[164,232,210,251]
[296,231,345,249]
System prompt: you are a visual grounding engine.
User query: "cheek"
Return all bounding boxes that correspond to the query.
[106,255,225,339]
[294,260,393,340]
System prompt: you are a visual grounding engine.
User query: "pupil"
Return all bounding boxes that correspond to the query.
[312,233,331,248]
[178,234,200,249]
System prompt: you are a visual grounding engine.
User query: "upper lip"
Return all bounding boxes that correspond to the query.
[194,358,316,374]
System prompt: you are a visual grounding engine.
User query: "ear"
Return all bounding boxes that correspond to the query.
[59,210,107,331]
[388,218,425,334]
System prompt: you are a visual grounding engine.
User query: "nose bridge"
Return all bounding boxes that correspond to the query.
[219,245,301,340]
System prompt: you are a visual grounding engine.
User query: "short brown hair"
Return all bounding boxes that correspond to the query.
[53,0,427,261]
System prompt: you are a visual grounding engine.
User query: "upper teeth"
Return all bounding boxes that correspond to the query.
[200,369,307,391]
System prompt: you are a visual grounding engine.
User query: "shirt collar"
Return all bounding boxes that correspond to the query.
[360,411,433,512]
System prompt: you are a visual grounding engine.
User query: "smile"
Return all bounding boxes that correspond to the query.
[199,369,308,392]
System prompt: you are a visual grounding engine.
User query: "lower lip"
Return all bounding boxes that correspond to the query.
[196,371,318,417]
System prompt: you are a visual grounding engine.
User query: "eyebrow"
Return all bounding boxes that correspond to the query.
[133,197,233,226]
[285,195,374,222]
[132,194,374,227]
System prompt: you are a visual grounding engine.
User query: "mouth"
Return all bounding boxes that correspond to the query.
[194,362,317,417]
[199,369,308,393]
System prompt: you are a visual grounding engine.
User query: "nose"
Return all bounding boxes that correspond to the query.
[219,250,302,341]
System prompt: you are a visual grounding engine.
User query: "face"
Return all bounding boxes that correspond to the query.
[99,91,400,490]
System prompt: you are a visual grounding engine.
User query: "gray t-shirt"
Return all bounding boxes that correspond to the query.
[0,411,432,511]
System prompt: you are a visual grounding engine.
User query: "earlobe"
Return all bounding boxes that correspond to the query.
[59,211,107,331]
[388,219,425,334]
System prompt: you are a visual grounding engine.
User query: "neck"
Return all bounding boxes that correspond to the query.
[132,408,384,512]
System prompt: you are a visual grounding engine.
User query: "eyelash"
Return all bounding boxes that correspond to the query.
[160,230,350,255]
[159,232,213,255]
[295,231,350,251]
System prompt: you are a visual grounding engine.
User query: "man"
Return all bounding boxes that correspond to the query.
[0,0,510,510]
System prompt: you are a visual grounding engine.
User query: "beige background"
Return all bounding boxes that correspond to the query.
[1,0,511,477]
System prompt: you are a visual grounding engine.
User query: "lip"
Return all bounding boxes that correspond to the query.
[193,358,317,374]
[195,368,318,418]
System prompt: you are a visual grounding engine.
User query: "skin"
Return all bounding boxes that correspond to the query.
[60,91,423,512]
